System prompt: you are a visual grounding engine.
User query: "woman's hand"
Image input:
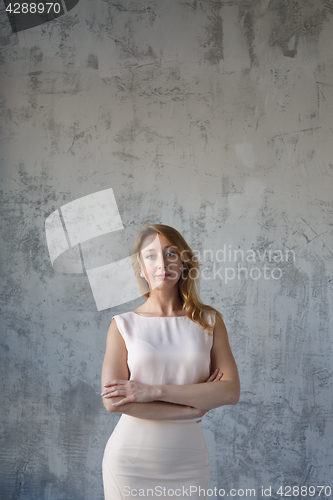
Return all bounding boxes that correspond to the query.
[205,368,223,383]
[101,380,156,407]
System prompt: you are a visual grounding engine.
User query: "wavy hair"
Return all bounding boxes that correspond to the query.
[131,222,223,335]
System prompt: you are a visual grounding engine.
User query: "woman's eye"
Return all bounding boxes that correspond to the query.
[145,252,178,259]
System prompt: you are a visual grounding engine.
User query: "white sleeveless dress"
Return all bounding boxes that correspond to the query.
[102,311,216,500]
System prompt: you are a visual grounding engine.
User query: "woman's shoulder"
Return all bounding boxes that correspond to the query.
[112,311,134,321]
[200,309,214,321]
[110,312,136,340]
[201,307,224,335]
[202,307,220,323]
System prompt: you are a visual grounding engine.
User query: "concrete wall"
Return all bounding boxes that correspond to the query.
[1,0,332,498]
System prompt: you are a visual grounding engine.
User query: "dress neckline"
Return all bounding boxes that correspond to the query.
[131,311,188,319]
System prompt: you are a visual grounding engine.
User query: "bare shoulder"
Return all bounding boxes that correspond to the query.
[105,317,126,349]
[212,311,230,344]
[210,311,239,392]
[107,316,119,336]
[214,310,226,327]
[101,317,130,406]
[102,318,129,383]
[108,316,119,332]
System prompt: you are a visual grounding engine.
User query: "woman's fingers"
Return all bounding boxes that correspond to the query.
[102,389,125,398]
[206,369,218,381]
[205,369,223,382]
[101,380,127,397]
[103,379,127,388]
[101,380,154,403]
[101,379,132,397]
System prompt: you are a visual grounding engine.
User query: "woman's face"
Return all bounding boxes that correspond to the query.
[139,233,183,292]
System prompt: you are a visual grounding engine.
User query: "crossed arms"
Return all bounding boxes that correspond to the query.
[100,313,240,421]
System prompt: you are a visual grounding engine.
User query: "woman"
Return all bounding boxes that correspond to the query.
[101,223,240,499]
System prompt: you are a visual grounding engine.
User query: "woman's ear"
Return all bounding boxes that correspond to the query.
[139,266,148,281]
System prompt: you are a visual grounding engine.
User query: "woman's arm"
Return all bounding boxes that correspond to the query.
[105,400,205,421]
[101,318,205,420]
[154,313,240,410]
[107,314,240,412]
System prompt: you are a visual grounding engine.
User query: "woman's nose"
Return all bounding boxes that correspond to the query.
[157,255,167,268]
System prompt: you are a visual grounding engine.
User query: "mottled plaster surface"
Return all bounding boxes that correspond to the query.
[0,0,332,498]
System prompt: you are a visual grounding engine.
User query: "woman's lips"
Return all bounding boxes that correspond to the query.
[155,274,171,278]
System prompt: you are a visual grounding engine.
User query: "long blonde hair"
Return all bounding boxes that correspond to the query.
[131,222,223,335]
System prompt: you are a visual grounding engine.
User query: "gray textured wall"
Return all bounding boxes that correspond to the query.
[1,0,333,499]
